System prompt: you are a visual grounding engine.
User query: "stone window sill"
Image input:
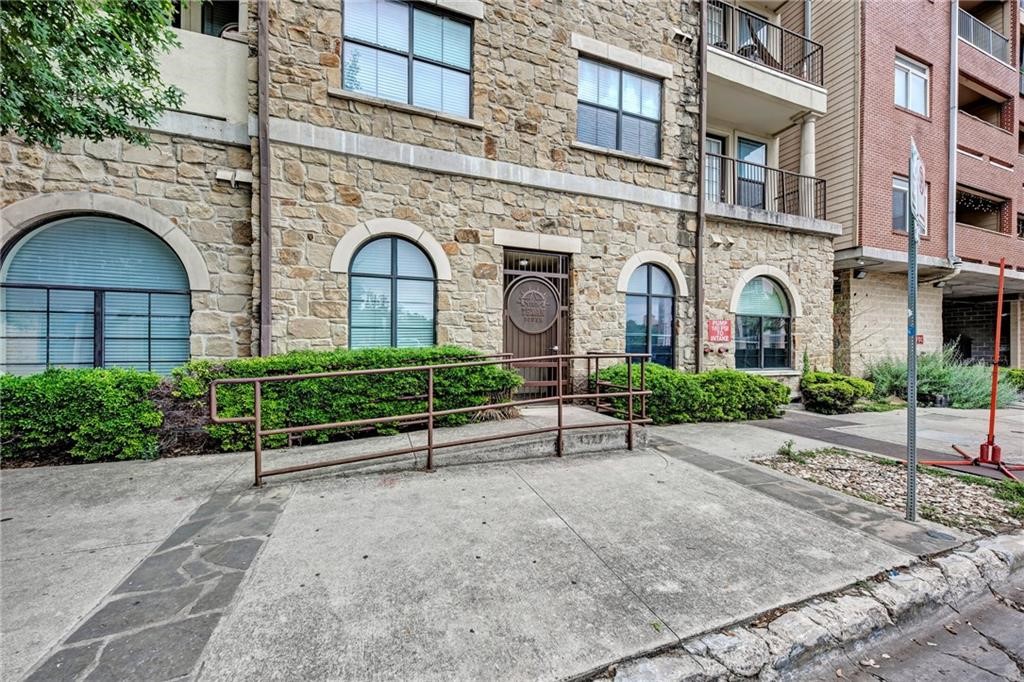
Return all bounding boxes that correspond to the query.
[327,88,485,130]
[569,141,674,168]
[741,368,801,377]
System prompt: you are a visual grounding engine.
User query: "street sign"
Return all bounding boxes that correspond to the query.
[905,138,923,523]
[909,139,926,240]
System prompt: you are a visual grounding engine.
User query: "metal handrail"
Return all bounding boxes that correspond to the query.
[706,0,824,85]
[703,152,827,220]
[210,352,651,486]
[958,8,1009,62]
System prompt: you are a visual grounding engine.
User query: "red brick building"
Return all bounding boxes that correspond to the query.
[822,0,1024,375]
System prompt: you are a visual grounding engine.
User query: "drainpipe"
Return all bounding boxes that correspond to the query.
[946,0,959,265]
[258,0,272,356]
[804,0,812,42]
[695,0,708,373]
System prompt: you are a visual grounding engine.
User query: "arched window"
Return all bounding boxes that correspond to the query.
[625,264,675,367]
[349,236,436,348]
[1,217,191,375]
[735,276,791,369]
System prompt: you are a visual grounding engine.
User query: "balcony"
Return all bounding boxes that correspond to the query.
[704,2,827,136]
[157,28,249,125]
[707,0,823,85]
[958,8,1010,62]
[704,153,826,221]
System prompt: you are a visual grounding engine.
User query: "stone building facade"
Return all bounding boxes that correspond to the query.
[2,0,842,388]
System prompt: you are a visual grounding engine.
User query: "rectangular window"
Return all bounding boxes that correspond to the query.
[0,285,190,375]
[893,175,928,235]
[892,176,909,231]
[342,0,472,118]
[895,54,929,115]
[576,58,662,158]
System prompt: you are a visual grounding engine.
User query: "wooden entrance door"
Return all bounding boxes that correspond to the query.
[502,249,569,397]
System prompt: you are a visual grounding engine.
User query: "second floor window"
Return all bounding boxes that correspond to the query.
[893,175,928,235]
[343,0,472,118]
[894,54,928,116]
[576,58,662,158]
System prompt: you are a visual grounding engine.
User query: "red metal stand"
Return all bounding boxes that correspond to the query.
[918,258,1024,480]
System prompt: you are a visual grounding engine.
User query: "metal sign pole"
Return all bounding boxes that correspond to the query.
[906,205,918,522]
[905,140,924,522]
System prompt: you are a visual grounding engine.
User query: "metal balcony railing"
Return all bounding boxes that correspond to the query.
[704,153,827,220]
[958,8,1009,62]
[706,0,824,86]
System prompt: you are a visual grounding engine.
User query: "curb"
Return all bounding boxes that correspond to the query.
[600,530,1024,682]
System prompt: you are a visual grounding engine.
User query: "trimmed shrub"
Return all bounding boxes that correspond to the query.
[172,345,523,452]
[866,345,1016,409]
[596,363,707,425]
[595,364,788,425]
[800,371,873,415]
[697,369,791,421]
[1,368,163,463]
[1004,368,1024,395]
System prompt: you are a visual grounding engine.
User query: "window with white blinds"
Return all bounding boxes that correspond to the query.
[735,276,791,370]
[349,237,436,349]
[343,0,472,118]
[1,217,191,375]
[577,58,662,158]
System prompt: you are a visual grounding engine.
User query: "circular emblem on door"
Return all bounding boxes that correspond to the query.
[507,277,559,334]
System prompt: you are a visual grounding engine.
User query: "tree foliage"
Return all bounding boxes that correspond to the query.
[0,0,184,149]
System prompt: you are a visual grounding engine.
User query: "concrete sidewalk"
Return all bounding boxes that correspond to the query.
[0,407,995,681]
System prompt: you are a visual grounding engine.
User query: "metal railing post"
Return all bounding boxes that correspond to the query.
[640,357,647,423]
[555,355,564,457]
[254,380,263,487]
[626,355,634,451]
[426,367,435,472]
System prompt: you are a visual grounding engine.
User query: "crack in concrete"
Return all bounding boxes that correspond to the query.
[967,619,1024,677]
[509,465,682,645]
[942,650,1016,680]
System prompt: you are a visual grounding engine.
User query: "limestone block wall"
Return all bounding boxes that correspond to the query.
[0,135,254,359]
[257,0,701,192]
[266,144,697,368]
[702,219,835,387]
[833,270,944,378]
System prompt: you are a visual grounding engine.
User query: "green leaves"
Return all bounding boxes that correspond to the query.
[595,364,789,425]
[173,346,524,453]
[0,0,184,149]
[800,371,874,415]
[1,368,163,463]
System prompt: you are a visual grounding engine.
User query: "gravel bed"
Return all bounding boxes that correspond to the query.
[756,448,1022,533]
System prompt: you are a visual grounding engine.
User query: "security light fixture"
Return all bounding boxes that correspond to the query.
[854,269,867,279]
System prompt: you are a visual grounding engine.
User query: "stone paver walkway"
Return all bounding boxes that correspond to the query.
[23,487,288,681]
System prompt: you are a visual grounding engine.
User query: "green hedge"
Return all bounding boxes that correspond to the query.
[173,346,523,452]
[867,345,1017,408]
[595,364,789,425]
[1005,368,1024,395]
[800,371,873,415]
[1,368,163,463]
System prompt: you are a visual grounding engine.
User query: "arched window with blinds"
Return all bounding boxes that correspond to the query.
[1,217,191,375]
[624,263,675,367]
[735,276,791,369]
[349,236,436,349]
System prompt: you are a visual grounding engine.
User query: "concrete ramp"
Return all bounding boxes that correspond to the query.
[253,405,647,484]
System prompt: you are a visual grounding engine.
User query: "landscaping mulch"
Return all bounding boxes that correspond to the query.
[756,448,1023,534]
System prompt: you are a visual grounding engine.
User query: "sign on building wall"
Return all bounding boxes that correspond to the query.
[706,319,732,343]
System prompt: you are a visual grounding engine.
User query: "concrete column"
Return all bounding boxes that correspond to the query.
[1010,300,1023,369]
[798,114,817,218]
[799,114,817,178]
